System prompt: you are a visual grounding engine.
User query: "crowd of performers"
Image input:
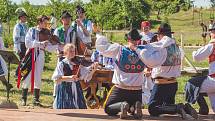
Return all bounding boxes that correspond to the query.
[0,5,214,120]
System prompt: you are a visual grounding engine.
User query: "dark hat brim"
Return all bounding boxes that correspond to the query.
[209,28,215,31]
[61,14,72,19]
[18,12,28,18]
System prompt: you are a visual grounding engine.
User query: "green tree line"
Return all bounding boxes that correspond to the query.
[0,0,191,30]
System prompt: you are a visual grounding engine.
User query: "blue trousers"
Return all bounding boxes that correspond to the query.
[148,82,178,116]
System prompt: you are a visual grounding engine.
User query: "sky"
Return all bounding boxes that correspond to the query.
[11,0,212,8]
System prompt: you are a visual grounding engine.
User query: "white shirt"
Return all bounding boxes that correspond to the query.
[140,32,154,43]
[149,36,181,78]
[72,19,92,44]
[96,36,165,87]
[193,40,214,75]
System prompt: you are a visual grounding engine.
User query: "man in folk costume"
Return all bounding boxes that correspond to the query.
[185,25,215,115]
[13,11,28,61]
[54,11,74,58]
[18,15,59,106]
[72,5,93,50]
[96,29,166,119]
[13,11,28,76]
[146,23,197,119]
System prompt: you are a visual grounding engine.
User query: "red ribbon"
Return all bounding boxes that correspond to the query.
[31,48,35,93]
[17,63,21,88]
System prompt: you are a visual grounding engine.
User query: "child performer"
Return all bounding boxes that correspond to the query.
[52,43,99,109]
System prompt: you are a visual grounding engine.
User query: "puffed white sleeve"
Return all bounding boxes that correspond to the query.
[95,35,120,59]
[136,44,167,68]
[192,44,214,62]
[25,28,41,49]
[52,62,64,81]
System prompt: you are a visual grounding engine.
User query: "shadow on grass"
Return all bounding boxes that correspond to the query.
[0,89,53,96]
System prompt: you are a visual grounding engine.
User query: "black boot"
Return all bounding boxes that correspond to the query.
[155,103,187,119]
[184,103,198,119]
[133,101,143,119]
[197,94,209,115]
[21,88,28,106]
[33,89,41,106]
[105,102,129,119]
[120,102,130,119]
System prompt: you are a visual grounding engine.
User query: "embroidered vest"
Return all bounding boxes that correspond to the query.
[209,43,215,63]
[18,23,27,37]
[115,46,146,73]
[162,44,181,66]
[57,26,76,44]
[62,61,79,76]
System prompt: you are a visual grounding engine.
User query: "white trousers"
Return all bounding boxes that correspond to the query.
[200,76,215,112]
[142,76,154,105]
[22,51,45,89]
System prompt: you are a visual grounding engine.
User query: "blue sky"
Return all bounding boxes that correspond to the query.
[11,0,211,8]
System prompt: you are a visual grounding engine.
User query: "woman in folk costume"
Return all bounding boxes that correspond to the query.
[19,15,59,106]
[145,23,197,119]
[185,25,215,115]
[96,29,166,119]
[52,43,98,109]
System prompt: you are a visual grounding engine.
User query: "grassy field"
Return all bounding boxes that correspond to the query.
[0,9,212,109]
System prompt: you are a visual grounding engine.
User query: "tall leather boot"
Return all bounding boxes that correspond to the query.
[197,94,209,115]
[21,88,28,106]
[184,103,198,119]
[133,101,143,119]
[155,103,187,119]
[33,89,41,106]
[105,102,129,119]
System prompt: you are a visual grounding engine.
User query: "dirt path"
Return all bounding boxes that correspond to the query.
[0,109,214,121]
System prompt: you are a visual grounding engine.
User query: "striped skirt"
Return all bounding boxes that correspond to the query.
[53,81,87,109]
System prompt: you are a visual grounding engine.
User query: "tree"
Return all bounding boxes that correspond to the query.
[150,0,191,19]
[0,0,17,33]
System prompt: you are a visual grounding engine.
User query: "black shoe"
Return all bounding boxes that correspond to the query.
[199,106,209,115]
[33,100,41,106]
[184,103,198,119]
[177,103,187,120]
[197,94,209,115]
[21,88,28,106]
[120,102,129,119]
[133,101,143,119]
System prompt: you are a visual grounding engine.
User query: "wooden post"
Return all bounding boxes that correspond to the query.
[180,33,184,70]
